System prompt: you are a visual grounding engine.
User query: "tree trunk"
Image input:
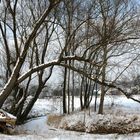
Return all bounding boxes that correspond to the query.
[94,82,98,112]
[17,86,43,124]
[63,67,67,114]
[67,64,70,114]
[80,77,84,110]
[98,46,107,114]
[98,80,105,114]
[71,67,74,112]
[0,58,22,107]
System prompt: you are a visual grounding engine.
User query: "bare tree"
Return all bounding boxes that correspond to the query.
[0,0,139,124]
[0,0,62,121]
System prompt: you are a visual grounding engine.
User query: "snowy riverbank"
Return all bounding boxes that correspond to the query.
[1,95,140,139]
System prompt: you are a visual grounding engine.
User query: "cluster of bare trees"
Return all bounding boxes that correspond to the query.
[0,0,139,123]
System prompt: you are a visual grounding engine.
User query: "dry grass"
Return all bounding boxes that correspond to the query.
[47,114,63,128]
[59,112,140,134]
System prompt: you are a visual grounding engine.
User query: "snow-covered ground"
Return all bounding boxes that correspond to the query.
[1,95,140,139]
[27,98,58,118]
[14,116,140,140]
[29,95,140,115]
[30,95,140,115]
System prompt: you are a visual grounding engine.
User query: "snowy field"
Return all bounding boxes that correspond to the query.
[29,95,140,116]
[1,95,140,139]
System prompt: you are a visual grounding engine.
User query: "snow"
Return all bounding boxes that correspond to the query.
[14,116,117,139]
[110,95,140,109]
[28,99,58,118]
[15,116,48,135]
[0,134,47,140]
[0,109,16,120]
[1,95,140,139]
[14,115,140,139]
[0,133,140,140]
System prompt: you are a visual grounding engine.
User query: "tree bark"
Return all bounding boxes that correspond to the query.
[63,66,67,114]
[98,46,107,114]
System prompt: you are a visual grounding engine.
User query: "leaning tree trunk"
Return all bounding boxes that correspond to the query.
[17,86,43,124]
[0,1,60,108]
[0,58,23,108]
